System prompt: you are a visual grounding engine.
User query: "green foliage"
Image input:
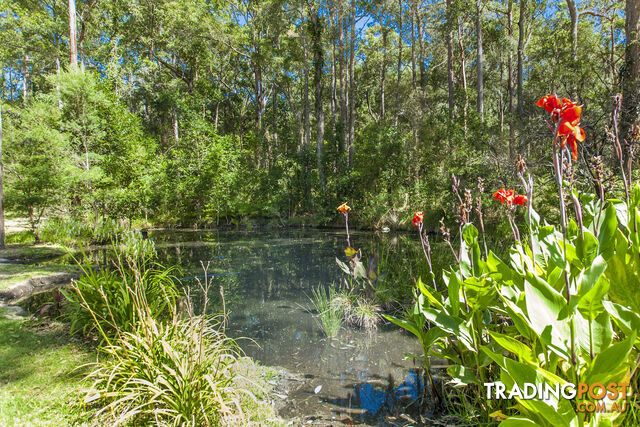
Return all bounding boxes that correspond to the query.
[3,99,71,241]
[63,236,179,338]
[309,285,345,338]
[40,217,127,246]
[394,186,640,425]
[66,239,265,425]
[87,316,244,426]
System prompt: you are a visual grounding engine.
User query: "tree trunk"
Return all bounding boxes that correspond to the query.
[348,0,355,167]
[0,103,4,248]
[381,24,387,120]
[476,0,484,121]
[566,0,578,96]
[411,0,417,89]
[446,0,455,147]
[22,56,28,102]
[517,0,526,115]
[338,2,348,156]
[56,57,63,108]
[499,51,504,134]
[272,82,278,164]
[302,17,311,150]
[508,0,515,159]
[172,54,179,142]
[395,0,403,126]
[68,0,78,69]
[458,19,468,137]
[566,0,578,63]
[622,0,640,140]
[311,6,325,190]
[417,6,426,89]
[330,0,337,142]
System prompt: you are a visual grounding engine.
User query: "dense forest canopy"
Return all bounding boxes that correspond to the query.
[0,0,638,231]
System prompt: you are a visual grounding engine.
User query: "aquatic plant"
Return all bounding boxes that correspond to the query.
[350,297,381,330]
[411,210,437,291]
[309,285,345,338]
[388,95,640,425]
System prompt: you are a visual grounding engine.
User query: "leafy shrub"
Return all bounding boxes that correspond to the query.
[387,96,640,425]
[72,256,266,425]
[63,261,180,338]
[40,217,128,246]
[63,234,178,338]
[88,315,245,425]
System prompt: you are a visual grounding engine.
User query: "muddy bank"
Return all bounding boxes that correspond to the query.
[0,272,76,305]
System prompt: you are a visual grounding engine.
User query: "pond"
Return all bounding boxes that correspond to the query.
[147,228,441,424]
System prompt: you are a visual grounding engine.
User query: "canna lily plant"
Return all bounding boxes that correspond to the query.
[387,95,640,426]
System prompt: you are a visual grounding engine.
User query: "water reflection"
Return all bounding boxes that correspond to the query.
[142,229,434,422]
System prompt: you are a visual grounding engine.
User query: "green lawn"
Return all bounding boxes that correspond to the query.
[0,311,95,426]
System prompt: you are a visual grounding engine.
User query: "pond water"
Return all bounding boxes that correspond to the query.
[147,228,436,424]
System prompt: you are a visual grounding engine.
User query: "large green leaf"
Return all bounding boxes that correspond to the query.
[417,277,444,309]
[598,204,618,259]
[488,330,537,364]
[575,310,613,359]
[584,333,635,385]
[443,269,461,316]
[575,255,608,319]
[422,307,475,351]
[487,251,523,289]
[575,229,598,266]
[603,301,640,338]
[447,364,479,387]
[524,275,571,359]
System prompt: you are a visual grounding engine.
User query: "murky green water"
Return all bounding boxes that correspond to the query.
[148,228,437,424]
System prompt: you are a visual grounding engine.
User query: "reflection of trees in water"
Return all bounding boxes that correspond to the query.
[147,228,510,313]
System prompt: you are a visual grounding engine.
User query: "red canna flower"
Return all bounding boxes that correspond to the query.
[337,202,351,214]
[411,211,424,227]
[493,188,515,204]
[536,94,561,114]
[558,121,586,161]
[560,105,582,125]
[513,194,528,206]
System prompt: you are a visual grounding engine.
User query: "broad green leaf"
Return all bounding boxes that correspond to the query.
[598,204,618,259]
[443,270,461,316]
[422,307,475,351]
[603,301,640,338]
[383,314,420,338]
[499,417,540,427]
[418,278,444,309]
[524,274,571,359]
[585,333,635,385]
[488,330,536,364]
[575,255,608,319]
[575,229,598,266]
[447,365,479,387]
[575,310,613,359]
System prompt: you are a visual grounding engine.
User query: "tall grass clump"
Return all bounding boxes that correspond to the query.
[63,232,178,338]
[66,235,260,425]
[89,314,245,425]
[310,285,345,338]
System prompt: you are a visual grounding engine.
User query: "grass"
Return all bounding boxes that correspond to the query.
[0,309,95,426]
[309,286,345,338]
